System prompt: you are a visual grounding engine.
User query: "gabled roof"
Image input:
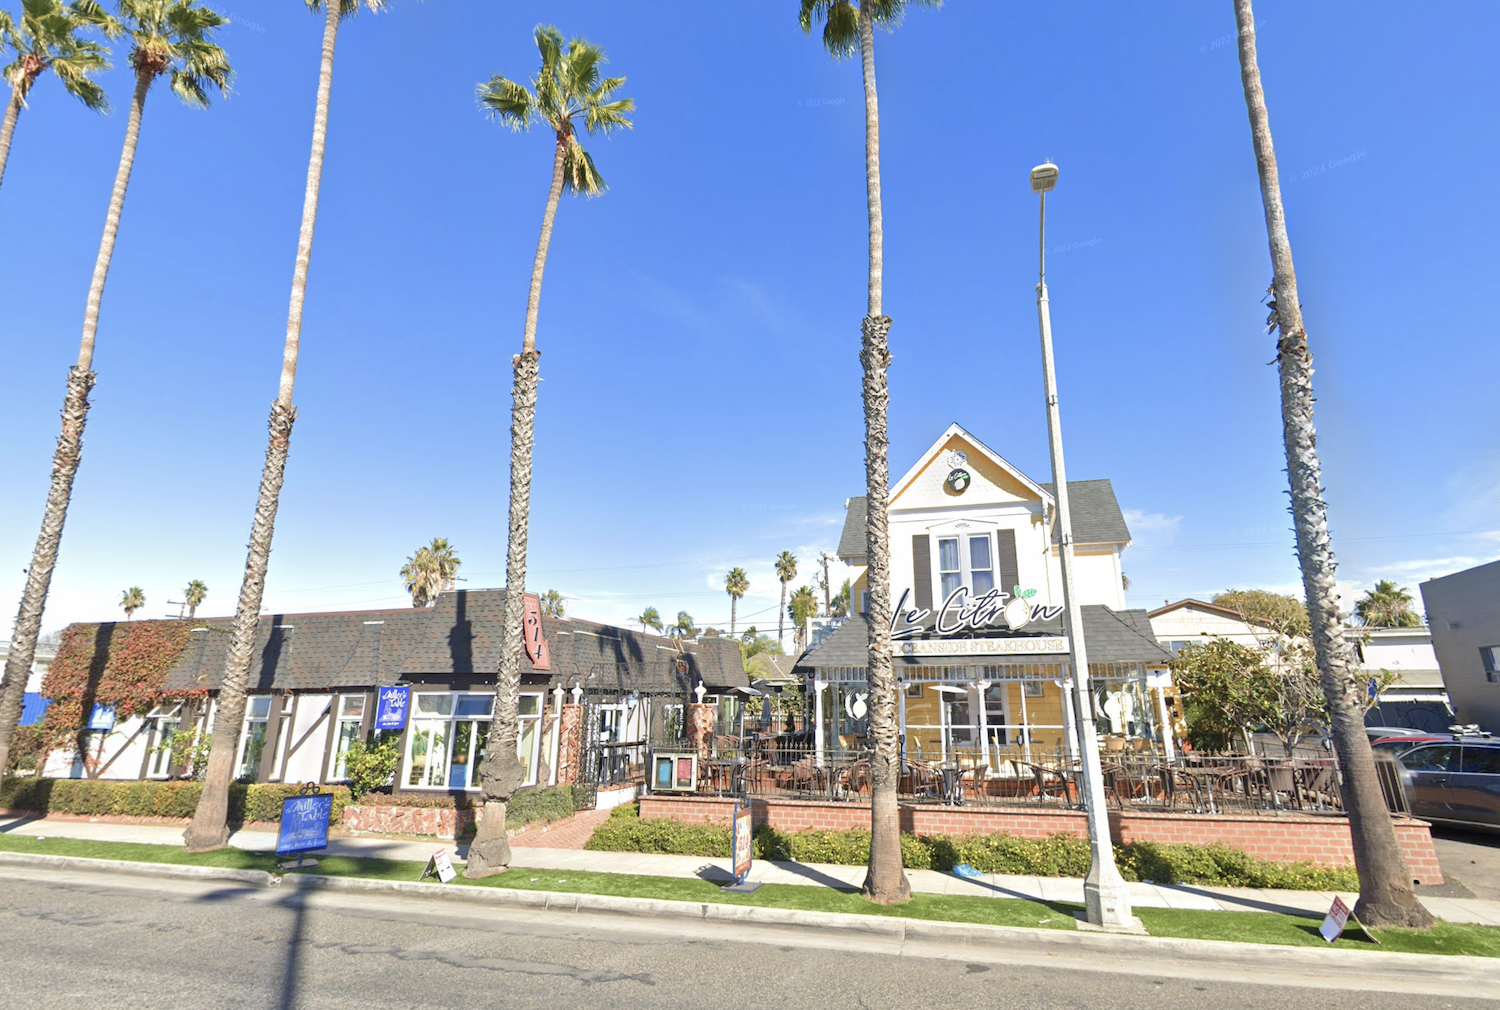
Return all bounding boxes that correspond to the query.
[1147,598,1274,629]
[891,423,1053,508]
[837,497,868,558]
[1039,480,1132,546]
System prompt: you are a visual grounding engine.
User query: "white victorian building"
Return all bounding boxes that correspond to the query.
[795,424,1174,771]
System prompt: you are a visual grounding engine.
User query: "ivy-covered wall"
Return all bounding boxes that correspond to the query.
[40,621,204,751]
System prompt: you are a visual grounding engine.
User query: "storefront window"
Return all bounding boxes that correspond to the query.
[406,692,493,789]
[237,696,272,780]
[328,695,366,780]
[518,693,542,786]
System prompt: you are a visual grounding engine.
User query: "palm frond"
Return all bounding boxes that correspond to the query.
[583,94,633,134]
[562,36,603,93]
[477,74,534,130]
[533,24,563,73]
[799,0,859,59]
[51,45,111,108]
[562,137,605,196]
[67,0,124,38]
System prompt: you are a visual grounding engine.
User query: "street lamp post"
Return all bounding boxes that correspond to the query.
[1030,161,1136,931]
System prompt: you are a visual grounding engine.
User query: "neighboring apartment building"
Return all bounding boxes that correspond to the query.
[0,637,57,728]
[1422,560,1500,733]
[796,423,1173,766]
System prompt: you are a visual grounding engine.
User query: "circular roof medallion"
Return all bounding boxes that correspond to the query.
[946,468,971,494]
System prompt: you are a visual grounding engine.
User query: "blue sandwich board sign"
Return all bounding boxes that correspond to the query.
[276,791,333,869]
[374,686,410,731]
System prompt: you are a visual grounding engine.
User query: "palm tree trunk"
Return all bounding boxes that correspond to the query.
[0,79,25,194]
[466,137,568,879]
[730,596,738,637]
[0,68,153,776]
[186,0,341,851]
[1233,0,1430,929]
[857,2,907,906]
[778,582,787,649]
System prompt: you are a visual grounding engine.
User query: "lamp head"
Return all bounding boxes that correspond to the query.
[1030,161,1059,194]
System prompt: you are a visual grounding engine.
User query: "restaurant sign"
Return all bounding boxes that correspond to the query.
[890,585,1065,641]
[895,636,1069,658]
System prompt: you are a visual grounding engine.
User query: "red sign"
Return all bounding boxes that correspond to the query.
[1320,896,1352,942]
[522,593,552,671]
[732,803,754,882]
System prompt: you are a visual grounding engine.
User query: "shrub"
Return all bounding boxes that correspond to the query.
[342,737,401,800]
[585,815,732,857]
[0,777,351,826]
[505,785,575,829]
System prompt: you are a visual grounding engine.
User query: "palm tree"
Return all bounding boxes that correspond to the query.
[831,577,852,618]
[183,579,208,618]
[0,0,230,783]
[725,568,749,637]
[636,606,663,635]
[119,586,145,619]
[672,611,698,639]
[1355,580,1423,629]
[0,0,116,194]
[1232,0,1431,929]
[464,27,633,880]
[789,584,819,653]
[400,536,461,607]
[184,0,381,854]
[775,550,797,650]
[540,589,565,619]
[800,0,936,906]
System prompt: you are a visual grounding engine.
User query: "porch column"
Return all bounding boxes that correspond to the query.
[898,679,907,760]
[813,679,826,769]
[1059,675,1080,765]
[548,684,564,786]
[975,679,990,771]
[1018,680,1032,763]
[1155,685,1176,762]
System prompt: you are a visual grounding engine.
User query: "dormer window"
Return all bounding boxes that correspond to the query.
[938,533,994,599]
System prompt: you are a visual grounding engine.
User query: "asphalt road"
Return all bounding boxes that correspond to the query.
[1,867,1496,1010]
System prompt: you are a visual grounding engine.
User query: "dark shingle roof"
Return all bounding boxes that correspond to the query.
[795,606,1170,671]
[150,589,748,695]
[837,497,868,559]
[1039,479,1131,545]
[837,479,1130,560]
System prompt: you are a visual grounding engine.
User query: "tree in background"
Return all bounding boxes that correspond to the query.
[540,589,565,619]
[830,577,852,618]
[801,0,937,905]
[789,584,819,653]
[740,628,783,663]
[119,586,145,620]
[184,0,377,855]
[775,550,797,649]
[636,606,663,635]
[0,0,116,193]
[466,27,633,880]
[0,0,230,781]
[1233,0,1430,928]
[183,579,208,618]
[670,611,698,639]
[400,537,461,607]
[725,567,749,637]
[1355,581,1423,629]
[1212,588,1309,638]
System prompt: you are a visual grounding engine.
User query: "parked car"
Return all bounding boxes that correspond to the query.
[1366,726,1432,742]
[1370,734,1448,755]
[1394,739,1500,829]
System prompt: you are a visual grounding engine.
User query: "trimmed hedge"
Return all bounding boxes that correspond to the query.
[583,809,1361,891]
[352,785,576,831]
[0,778,351,825]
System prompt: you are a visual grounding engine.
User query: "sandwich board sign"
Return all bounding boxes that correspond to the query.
[721,802,760,894]
[276,787,333,871]
[1320,896,1352,942]
[420,848,458,884]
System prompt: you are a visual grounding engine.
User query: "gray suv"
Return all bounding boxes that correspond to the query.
[1396,739,1500,829]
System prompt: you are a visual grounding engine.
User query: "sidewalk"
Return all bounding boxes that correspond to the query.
[4,813,1497,927]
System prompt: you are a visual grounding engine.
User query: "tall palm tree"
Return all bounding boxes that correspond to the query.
[184,0,382,853]
[119,586,144,619]
[183,578,208,618]
[0,0,116,194]
[1355,580,1423,629]
[0,0,230,781]
[1232,0,1431,929]
[400,536,461,607]
[789,584,819,653]
[464,27,633,879]
[672,611,698,639]
[724,568,749,637]
[800,0,936,906]
[775,550,797,649]
[540,589,565,619]
[636,606,663,635]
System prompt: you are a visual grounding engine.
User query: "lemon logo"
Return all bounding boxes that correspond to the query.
[1004,586,1038,629]
[946,468,971,493]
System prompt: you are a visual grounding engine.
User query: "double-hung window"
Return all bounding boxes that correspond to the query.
[518,693,543,786]
[238,697,272,780]
[146,703,183,778]
[405,692,493,790]
[937,532,994,599]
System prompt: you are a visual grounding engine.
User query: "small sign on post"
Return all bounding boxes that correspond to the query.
[721,801,761,894]
[276,785,333,871]
[420,848,458,884]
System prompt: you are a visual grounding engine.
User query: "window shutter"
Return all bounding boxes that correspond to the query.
[996,529,1020,597]
[912,535,932,613]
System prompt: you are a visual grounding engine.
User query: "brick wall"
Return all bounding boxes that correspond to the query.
[635,795,1443,883]
[342,804,475,838]
[555,705,583,785]
[686,704,716,764]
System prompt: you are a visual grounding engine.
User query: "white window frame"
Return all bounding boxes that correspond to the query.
[1482,645,1500,684]
[404,691,495,791]
[327,694,368,781]
[146,702,183,779]
[930,521,999,602]
[236,696,273,780]
[518,692,544,787]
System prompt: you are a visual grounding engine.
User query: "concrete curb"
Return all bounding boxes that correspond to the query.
[0,850,274,888]
[4,850,1497,996]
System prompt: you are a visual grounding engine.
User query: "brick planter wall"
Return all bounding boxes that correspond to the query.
[636,795,1443,883]
[556,705,583,786]
[342,804,475,838]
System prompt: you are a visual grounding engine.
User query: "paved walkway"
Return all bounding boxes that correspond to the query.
[508,808,611,849]
[4,813,1497,927]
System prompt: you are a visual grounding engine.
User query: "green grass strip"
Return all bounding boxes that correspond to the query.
[3,833,1497,956]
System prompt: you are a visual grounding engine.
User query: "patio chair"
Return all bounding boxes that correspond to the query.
[1018,761,1070,804]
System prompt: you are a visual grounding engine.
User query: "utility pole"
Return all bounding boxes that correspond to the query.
[818,552,835,616]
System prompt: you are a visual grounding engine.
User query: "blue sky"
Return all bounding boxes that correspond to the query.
[3,1,1497,639]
